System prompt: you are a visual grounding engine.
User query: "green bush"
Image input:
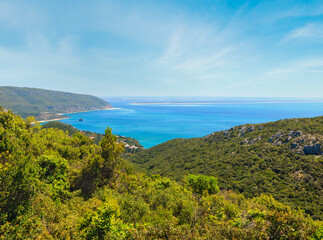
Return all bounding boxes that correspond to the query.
[187,174,220,196]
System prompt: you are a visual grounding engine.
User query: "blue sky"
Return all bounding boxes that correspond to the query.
[0,0,322,97]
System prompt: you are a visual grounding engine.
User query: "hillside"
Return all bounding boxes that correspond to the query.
[128,116,323,220]
[0,107,321,239]
[42,121,144,153]
[0,86,111,120]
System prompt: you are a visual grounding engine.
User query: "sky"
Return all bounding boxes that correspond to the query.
[0,0,322,97]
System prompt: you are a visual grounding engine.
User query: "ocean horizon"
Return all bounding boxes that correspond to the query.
[60,97,323,148]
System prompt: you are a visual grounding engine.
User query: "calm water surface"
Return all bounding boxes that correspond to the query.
[61,98,323,148]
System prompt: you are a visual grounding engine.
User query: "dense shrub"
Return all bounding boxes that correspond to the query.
[0,108,321,239]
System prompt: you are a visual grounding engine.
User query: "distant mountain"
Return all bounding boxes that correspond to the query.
[0,86,111,120]
[128,116,323,220]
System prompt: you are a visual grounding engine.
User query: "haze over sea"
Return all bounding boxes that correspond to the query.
[61,98,323,148]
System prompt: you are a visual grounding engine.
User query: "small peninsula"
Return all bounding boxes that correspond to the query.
[0,86,112,121]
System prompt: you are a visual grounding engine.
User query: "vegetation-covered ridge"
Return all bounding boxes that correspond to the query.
[42,121,143,153]
[0,108,321,239]
[0,86,111,120]
[128,116,323,220]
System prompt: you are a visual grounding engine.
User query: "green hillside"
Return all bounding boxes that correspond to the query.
[42,121,144,153]
[0,86,111,120]
[0,107,321,239]
[128,116,323,220]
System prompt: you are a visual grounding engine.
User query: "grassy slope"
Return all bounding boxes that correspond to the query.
[128,116,323,219]
[0,86,110,119]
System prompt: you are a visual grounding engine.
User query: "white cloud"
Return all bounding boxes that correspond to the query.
[151,21,245,85]
[265,59,323,78]
[279,7,323,19]
[173,48,232,72]
[1,0,321,97]
[154,28,185,64]
[283,23,323,42]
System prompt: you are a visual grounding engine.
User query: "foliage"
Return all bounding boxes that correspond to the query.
[42,121,144,152]
[128,116,323,220]
[0,86,110,119]
[100,127,125,166]
[37,155,70,201]
[0,108,321,239]
[187,174,220,196]
[42,121,79,135]
[79,201,133,240]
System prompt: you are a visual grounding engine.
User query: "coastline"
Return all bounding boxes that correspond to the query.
[59,107,120,115]
[38,107,120,123]
[131,100,323,105]
[37,116,70,123]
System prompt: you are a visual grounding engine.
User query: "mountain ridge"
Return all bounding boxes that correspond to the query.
[0,86,112,120]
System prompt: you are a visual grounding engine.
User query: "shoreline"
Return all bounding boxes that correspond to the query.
[37,116,70,123]
[131,100,323,105]
[38,107,120,123]
[60,107,120,115]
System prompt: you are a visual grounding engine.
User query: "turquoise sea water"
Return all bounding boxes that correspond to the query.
[60,98,323,148]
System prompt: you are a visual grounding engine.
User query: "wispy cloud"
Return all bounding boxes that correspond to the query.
[173,47,233,73]
[265,59,323,78]
[154,28,185,64]
[0,0,322,97]
[279,5,323,19]
[283,23,323,42]
[151,20,246,85]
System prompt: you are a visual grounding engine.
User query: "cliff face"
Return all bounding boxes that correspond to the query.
[0,86,112,120]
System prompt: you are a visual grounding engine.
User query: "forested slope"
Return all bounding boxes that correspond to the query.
[129,116,323,220]
[0,86,111,120]
[42,121,143,153]
[0,108,321,239]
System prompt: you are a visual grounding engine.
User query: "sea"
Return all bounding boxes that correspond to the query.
[60,97,323,148]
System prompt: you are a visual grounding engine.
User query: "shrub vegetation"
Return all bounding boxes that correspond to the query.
[0,107,321,239]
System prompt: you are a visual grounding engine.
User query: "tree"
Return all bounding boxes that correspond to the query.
[100,127,124,168]
[186,174,219,196]
[75,127,125,197]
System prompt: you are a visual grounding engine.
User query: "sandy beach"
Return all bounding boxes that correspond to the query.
[37,107,120,123]
[58,107,120,115]
[37,117,70,123]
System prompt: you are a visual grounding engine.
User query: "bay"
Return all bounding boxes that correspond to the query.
[60,98,323,148]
